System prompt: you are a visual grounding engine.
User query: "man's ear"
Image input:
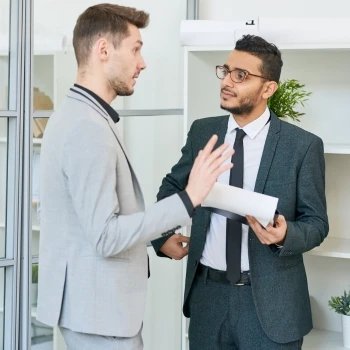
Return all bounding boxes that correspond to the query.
[95,37,109,62]
[262,81,278,100]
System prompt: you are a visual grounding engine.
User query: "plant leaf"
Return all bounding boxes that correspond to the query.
[268,79,312,122]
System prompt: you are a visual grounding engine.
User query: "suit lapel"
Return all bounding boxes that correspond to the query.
[67,86,132,163]
[197,115,230,238]
[216,115,230,149]
[254,111,281,194]
[107,120,145,208]
[67,87,110,120]
[67,87,145,208]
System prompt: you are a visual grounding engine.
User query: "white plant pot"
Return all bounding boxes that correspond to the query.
[31,283,38,306]
[342,314,350,349]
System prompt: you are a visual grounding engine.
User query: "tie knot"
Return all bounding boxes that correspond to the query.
[235,128,246,141]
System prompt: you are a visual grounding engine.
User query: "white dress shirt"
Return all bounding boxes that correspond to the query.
[200,107,270,272]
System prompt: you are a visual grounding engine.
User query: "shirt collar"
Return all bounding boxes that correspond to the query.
[227,107,270,139]
[73,84,120,123]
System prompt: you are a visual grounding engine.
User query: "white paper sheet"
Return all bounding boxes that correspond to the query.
[202,183,279,228]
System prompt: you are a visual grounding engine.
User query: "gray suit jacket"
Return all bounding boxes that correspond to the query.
[153,111,329,343]
[36,86,192,337]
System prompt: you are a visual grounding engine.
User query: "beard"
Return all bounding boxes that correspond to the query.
[220,85,263,116]
[221,100,255,115]
[108,76,134,97]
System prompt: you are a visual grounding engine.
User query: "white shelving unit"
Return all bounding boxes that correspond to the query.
[181,18,350,350]
[303,329,344,349]
[324,143,350,155]
[307,237,350,259]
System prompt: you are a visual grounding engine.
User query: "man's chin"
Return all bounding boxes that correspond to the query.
[221,103,254,116]
[117,88,134,97]
[220,103,237,113]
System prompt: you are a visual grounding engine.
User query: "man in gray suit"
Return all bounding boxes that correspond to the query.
[36,4,234,350]
[152,35,329,349]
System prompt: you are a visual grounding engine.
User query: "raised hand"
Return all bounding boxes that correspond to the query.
[185,135,234,207]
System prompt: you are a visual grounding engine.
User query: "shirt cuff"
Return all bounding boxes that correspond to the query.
[178,191,195,218]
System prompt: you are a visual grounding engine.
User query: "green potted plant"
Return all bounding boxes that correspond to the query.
[329,289,350,348]
[32,265,39,306]
[268,79,312,122]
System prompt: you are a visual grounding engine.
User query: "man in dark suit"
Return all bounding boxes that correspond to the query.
[152,35,329,349]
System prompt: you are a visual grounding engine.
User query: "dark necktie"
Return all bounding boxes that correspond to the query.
[226,128,246,284]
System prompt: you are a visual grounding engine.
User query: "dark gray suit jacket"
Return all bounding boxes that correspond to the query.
[152,111,329,343]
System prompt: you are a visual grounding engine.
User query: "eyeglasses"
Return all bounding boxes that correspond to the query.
[216,65,269,83]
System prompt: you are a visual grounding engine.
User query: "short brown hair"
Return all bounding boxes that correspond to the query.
[73,3,149,66]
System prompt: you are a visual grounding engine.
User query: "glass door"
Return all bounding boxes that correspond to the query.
[0,0,24,349]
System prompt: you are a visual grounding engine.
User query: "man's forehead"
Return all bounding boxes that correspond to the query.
[127,23,142,38]
[121,25,142,45]
[225,50,261,71]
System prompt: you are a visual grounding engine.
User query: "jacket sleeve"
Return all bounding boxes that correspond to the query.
[151,122,196,256]
[62,119,192,258]
[278,136,329,256]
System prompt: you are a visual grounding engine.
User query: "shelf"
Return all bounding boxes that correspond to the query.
[0,51,58,56]
[187,45,233,52]
[0,223,40,231]
[324,143,350,154]
[0,306,37,318]
[0,137,42,145]
[304,329,344,349]
[307,237,350,259]
[187,44,350,52]
[0,33,67,56]
[182,18,350,52]
[33,138,42,145]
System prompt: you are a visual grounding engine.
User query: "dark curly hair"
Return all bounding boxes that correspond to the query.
[235,35,283,82]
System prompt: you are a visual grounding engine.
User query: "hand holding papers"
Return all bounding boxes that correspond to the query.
[201,182,279,228]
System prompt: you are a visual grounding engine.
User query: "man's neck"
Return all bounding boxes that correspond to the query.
[76,72,116,104]
[232,104,268,128]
